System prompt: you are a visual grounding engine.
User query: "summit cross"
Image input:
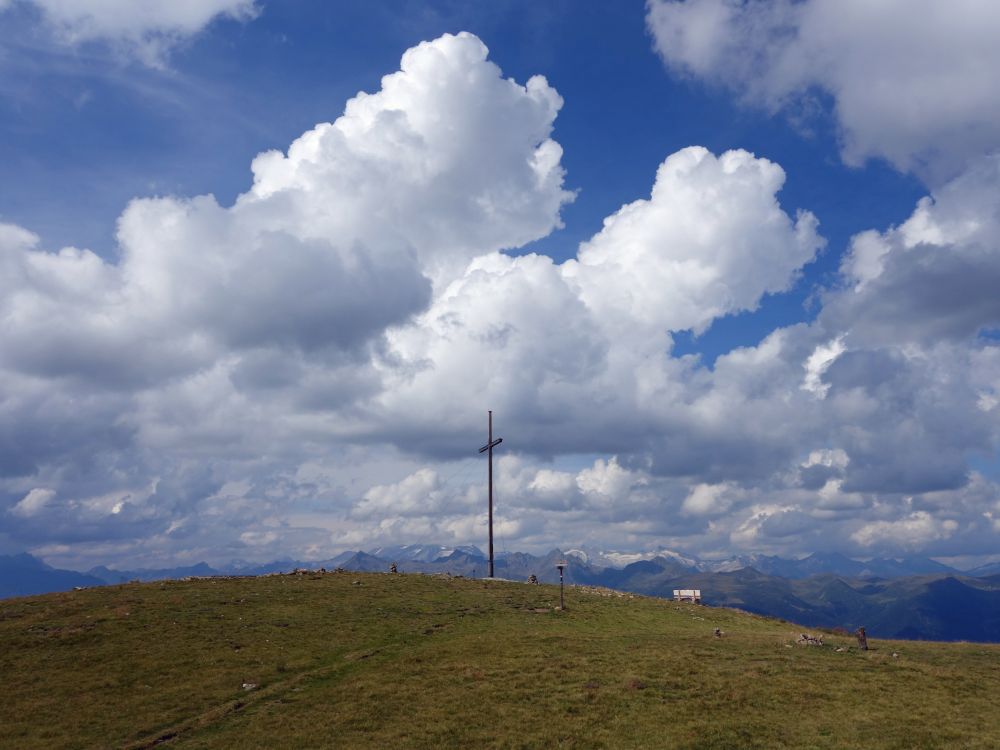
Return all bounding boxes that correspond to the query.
[478,410,503,578]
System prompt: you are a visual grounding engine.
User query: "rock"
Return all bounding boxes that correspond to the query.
[713,628,724,638]
[352,580,362,586]
[241,683,257,691]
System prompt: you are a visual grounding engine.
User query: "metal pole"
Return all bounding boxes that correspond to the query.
[488,410,494,578]
[560,566,565,610]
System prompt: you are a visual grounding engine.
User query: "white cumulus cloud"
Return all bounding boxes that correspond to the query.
[646,0,1000,183]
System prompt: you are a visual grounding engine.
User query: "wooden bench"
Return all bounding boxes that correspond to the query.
[673,588,702,603]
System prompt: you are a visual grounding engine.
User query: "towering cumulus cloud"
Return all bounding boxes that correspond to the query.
[0,33,574,563]
[374,146,821,460]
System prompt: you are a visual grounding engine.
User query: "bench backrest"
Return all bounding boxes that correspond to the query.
[672,589,701,598]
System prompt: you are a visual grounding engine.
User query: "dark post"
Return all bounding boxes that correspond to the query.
[478,410,503,579]
[855,626,868,651]
[556,561,566,610]
[488,411,494,578]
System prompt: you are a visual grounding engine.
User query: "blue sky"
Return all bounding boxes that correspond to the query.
[1,0,999,569]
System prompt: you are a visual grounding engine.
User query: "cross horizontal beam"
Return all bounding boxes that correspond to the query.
[478,437,502,453]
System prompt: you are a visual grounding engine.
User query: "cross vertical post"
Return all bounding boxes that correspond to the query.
[478,410,503,578]
[557,562,566,610]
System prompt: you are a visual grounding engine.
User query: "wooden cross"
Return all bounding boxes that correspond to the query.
[478,410,503,578]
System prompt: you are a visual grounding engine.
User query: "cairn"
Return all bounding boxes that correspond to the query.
[855,627,868,651]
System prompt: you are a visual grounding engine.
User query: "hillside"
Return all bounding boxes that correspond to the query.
[2,573,999,748]
[7,550,1000,642]
[612,567,1000,642]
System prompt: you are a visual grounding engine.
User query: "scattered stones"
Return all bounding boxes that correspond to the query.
[796,633,824,646]
[573,585,633,598]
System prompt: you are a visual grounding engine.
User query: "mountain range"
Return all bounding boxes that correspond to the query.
[3,545,1000,642]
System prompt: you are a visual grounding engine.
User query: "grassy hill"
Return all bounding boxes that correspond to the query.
[1,572,999,749]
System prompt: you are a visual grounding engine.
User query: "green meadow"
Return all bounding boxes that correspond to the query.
[1,572,998,749]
